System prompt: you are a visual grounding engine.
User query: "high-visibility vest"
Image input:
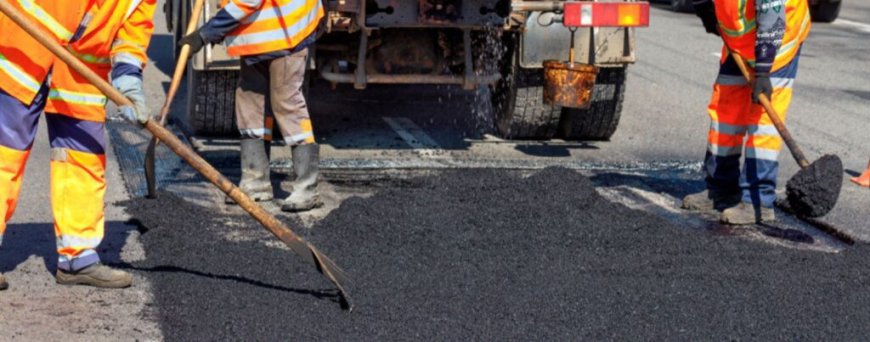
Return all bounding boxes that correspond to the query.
[0,0,155,122]
[716,0,810,72]
[221,0,324,57]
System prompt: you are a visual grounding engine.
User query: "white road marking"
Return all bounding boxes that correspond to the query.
[712,52,722,58]
[382,117,441,157]
[833,19,870,34]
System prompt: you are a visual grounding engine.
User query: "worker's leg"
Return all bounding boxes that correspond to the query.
[0,86,46,249]
[741,53,801,209]
[229,59,274,203]
[684,56,749,211]
[270,49,321,212]
[46,113,132,288]
[45,113,106,271]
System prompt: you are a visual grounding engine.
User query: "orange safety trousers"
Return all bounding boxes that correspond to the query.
[703,47,801,209]
[0,82,105,271]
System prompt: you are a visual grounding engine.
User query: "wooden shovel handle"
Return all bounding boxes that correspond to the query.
[157,0,206,127]
[728,51,811,169]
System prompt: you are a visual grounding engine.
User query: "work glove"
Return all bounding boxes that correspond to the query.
[178,27,206,56]
[692,0,720,36]
[111,75,151,125]
[752,73,773,104]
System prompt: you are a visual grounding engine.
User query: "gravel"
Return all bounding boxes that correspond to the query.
[121,167,870,341]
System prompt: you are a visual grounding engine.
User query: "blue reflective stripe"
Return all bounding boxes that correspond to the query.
[0,53,42,93]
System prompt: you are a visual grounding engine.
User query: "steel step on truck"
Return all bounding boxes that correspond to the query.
[163,0,650,141]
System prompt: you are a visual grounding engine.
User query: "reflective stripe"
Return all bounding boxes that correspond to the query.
[242,0,305,24]
[226,7,319,47]
[70,49,111,65]
[711,122,747,136]
[716,74,748,86]
[112,52,143,68]
[286,132,313,144]
[17,0,74,41]
[48,89,108,107]
[719,0,756,37]
[124,0,144,21]
[771,77,794,88]
[708,144,743,157]
[224,1,249,20]
[776,13,810,60]
[239,128,273,138]
[746,147,780,161]
[57,235,103,249]
[57,249,100,272]
[747,124,779,136]
[0,53,42,93]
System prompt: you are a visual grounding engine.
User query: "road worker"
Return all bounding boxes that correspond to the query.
[179,0,324,212]
[0,0,156,290]
[683,0,811,224]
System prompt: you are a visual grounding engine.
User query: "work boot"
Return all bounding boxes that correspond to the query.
[282,143,323,212]
[681,190,741,211]
[226,138,274,204]
[720,202,775,225]
[0,273,8,291]
[56,263,132,288]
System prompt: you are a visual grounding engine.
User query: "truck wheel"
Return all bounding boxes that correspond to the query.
[490,36,561,140]
[187,68,239,136]
[557,67,627,141]
[810,1,841,23]
[670,0,694,12]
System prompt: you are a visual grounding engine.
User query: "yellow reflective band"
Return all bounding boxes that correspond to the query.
[0,53,42,92]
[719,0,756,38]
[17,0,74,41]
[48,89,107,107]
[69,49,111,65]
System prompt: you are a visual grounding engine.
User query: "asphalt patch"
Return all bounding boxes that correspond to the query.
[786,154,844,217]
[122,168,870,340]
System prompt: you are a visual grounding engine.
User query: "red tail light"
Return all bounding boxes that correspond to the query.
[563,2,651,28]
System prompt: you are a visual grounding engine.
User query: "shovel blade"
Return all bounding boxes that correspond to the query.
[786,154,843,218]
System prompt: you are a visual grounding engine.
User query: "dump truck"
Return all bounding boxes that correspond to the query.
[163,0,650,141]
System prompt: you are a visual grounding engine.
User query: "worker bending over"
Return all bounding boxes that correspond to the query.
[683,0,811,224]
[0,0,156,290]
[180,0,324,212]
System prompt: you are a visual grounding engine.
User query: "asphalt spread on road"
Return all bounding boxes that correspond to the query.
[786,154,844,217]
[120,167,870,340]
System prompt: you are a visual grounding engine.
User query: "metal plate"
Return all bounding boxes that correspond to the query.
[520,11,636,68]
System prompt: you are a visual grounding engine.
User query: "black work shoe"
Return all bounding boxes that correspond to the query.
[720,202,775,225]
[0,273,8,291]
[681,190,741,211]
[56,263,132,289]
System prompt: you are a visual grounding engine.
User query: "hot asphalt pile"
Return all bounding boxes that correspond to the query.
[122,168,870,340]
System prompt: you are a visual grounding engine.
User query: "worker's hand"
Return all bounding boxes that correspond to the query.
[178,28,206,56]
[752,73,773,104]
[692,0,720,36]
[112,75,151,125]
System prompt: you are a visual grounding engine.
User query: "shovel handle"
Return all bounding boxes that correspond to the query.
[0,0,352,308]
[728,51,811,169]
[157,0,205,127]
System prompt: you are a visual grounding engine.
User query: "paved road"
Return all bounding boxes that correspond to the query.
[1,1,866,339]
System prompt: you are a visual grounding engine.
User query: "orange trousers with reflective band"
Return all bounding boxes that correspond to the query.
[0,82,105,271]
[703,47,801,209]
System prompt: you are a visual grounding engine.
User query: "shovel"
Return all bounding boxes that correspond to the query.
[0,0,352,310]
[143,0,206,199]
[728,50,842,218]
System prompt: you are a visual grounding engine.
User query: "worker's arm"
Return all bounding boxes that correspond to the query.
[179,0,264,54]
[111,0,157,124]
[692,0,719,36]
[753,0,786,103]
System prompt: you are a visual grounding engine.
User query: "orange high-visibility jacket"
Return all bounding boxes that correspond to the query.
[220,0,324,56]
[0,0,155,122]
[715,0,810,72]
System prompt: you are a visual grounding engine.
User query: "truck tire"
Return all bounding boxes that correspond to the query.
[670,0,694,12]
[810,1,841,23]
[187,68,239,136]
[490,36,561,140]
[557,67,627,141]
